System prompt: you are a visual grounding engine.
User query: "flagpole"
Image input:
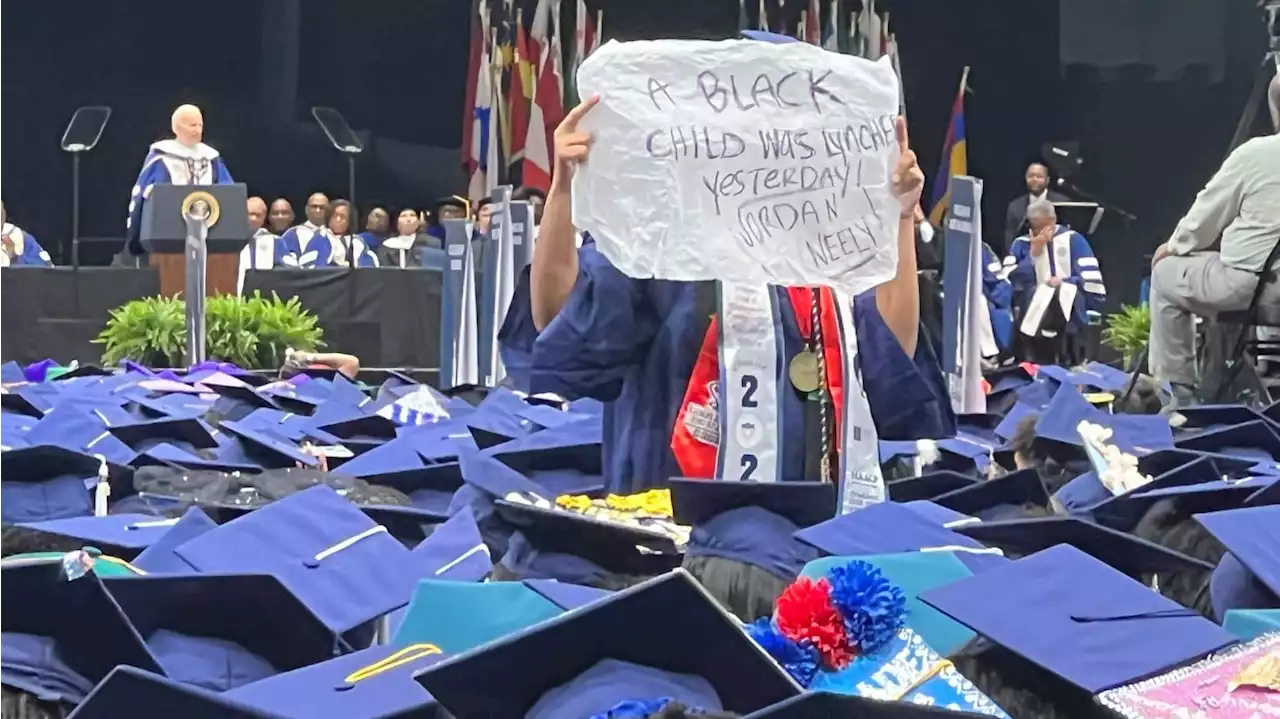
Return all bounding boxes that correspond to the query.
[596,8,603,43]
[958,65,971,99]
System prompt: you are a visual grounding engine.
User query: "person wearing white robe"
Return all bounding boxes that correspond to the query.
[238,196,278,294]
[276,192,342,268]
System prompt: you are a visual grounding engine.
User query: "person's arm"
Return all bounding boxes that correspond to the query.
[875,117,924,358]
[1165,144,1250,256]
[296,351,359,378]
[530,96,599,331]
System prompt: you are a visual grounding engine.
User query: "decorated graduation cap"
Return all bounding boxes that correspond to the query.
[13,514,181,560]
[68,643,445,719]
[166,485,418,634]
[952,516,1213,578]
[746,692,997,718]
[919,544,1237,696]
[1,556,161,705]
[1194,505,1280,620]
[415,570,803,717]
[1086,455,1232,531]
[1035,387,1173,455]
[930,468,1050,521]
[793,500,1008,575]
[669,478,836,581]
[886,470,980,502]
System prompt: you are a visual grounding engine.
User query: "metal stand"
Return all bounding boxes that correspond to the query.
[60,106,112,313]
[184,204,212,365]
[311,106,363,316]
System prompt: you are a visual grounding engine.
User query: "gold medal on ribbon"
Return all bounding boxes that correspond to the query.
[788,350,821,393]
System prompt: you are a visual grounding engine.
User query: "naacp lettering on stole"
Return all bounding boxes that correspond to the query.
[572,38,903,296]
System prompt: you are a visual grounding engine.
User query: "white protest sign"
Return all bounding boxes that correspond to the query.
[571,39,902,295]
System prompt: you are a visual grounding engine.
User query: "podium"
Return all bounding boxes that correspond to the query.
[141,184,249,298]
[140,183,249,363]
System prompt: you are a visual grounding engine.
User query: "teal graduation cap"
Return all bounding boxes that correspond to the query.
[414,570,803,717]
[66,643,445,719]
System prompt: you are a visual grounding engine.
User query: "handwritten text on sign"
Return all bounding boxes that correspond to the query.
[571,39,901,294]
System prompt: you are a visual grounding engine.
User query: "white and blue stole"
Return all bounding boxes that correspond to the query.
[1019,225,1078,338]
[716,282,884,515]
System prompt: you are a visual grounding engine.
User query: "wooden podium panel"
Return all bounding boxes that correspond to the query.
[150,253,240,298]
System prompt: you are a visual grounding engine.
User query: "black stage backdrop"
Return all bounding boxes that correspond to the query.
[1,0,1271,309]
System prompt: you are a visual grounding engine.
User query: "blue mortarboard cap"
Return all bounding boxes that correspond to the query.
[886,471,980,502]
[68,641,444,719]
[742,29,801,43]
[1,386,50,418]
[516,404,592,430]
[904,500,976,526]
[218,419,319,468]
[994,402,1038,442]
[746,692,994,718]
[793,501,1009,575]
[103,572,345,691]
[131,506,218,574]
[494,498,678,574]
[1088,456,1227,530]
[1195,505,1280,599]
[1038,363,1129,392]
[410,509,492,582]
[1247,479,1279,507]
[15,514,180,560]
[2,559,161,703]
[127,393,215,421]
[24,409,137,465]
[0,445,109,523]
[669,478,837,528]
[953,516,1212,577]
[523,578,613,610]
[109,416,219,452]
[317,413,399,446]
[487,418,603,473]
[986,364,1036,394]
[334,439,461,519]
[458,448,552,501]
[1175,419,1280,463]
[1,410,39,444]
[415,570,802,717]
[802,551,978,657]
[879,440,921,463]
[2,360,25,383]
[920,544,1237,694]
[930,469,1049,520]
[170,485,417,633]
[1172,404,1265,431]
[134,441,262,473]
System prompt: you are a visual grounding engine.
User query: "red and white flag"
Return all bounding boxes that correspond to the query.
[467,4,494,201]
[522,0,561,192]
[508,9,533,167]
[461,1,484,175]
[805,0,821,44]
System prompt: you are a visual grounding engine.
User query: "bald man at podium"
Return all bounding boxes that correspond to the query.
[123,104,235,257]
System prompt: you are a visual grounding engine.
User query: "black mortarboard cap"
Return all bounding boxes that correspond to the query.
[886,471,980,502]
[668,479,837,528]
[930,469,1049,520]
[746,692,994,718]
[493,498,678,573]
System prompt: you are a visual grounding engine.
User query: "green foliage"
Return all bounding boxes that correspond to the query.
[1101,303,1151,365]
[93,293,323,369]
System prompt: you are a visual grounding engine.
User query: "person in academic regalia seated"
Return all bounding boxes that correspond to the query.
[376,209,437,269]
[276,192,340,268]
[425,197,468,243]
[0,202,52,267]
[474,198,494,238]
[501,91,954,495]
[512,186,547,225]
[237,197,277,291]
[981,243,1015,363]
[325,200,377,268]
[124,104,235,256]
[266,198,294,236]
[1003,199,1105,365]
[358,206,390,250]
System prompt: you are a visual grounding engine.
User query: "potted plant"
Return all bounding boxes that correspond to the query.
[1100,304,1150,367]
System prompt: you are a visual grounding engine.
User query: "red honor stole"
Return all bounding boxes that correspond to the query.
[671,287,846,479]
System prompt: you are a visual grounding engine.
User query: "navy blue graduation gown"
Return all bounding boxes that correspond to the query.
[500,239,955,495]
[125,141,234,255]
[2,223,52,266]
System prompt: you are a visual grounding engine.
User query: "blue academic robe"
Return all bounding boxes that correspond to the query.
[982,244,1014,353]
[276,223,340,268]
[358,231,386,250]
[500,238,955,495]
[125,140,234,255]
[1004,225,1105,331]
[2,223,52,266]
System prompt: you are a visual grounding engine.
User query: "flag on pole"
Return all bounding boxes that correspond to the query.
[461,1,484,174]
[467,4,493,201]
[547,0,566,116]
[592,9,603,54]
[509,9,533,168]
[758,0,769,31]
[495,3,515,169]
[455,227,481,387]
[739,0,749,30]
[522,0,559,192]
[821,0,839,51]
[486,29,503,195]
[928,67,970,226]
[805,0,821,44]
[566,0,597,106]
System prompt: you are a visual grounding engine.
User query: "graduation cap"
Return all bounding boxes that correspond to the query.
[458,447,552,502]
[745,692,996,718]
[392,578,565,654]
[494,497,679,577]
[1247,479,1279,507]
[885,470,980,502]
[487,417,603,475]
[1175,419,1280,463]
[1036,388,1173,455]
[1,385,51,417]
[930,469,1049,520]
[109,416,219,453]
[132,441,263,474]
[316,413,399,448]
[408,509,492,582]
[53,364,112,381]
[0,445,108,523]
[67,643,443,719]
[131,506,219,574]
[919,544,1237,695]
[102,571,347,691]
[793,501,1009,575]
[415,570,803,717]
[21,408,138,466]
[1087,455,1230,531]
[1170,404,1265,431]
[953,516,1213,579]
[1194,505,1280,618]
[217,419,319,468]
[14,514,181,560]
[741,29,802,44]
[523,578,613,610]
[1,558,162,703]
[167,485,418,634]
[1,360,25,383]
[333,438,461,519]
